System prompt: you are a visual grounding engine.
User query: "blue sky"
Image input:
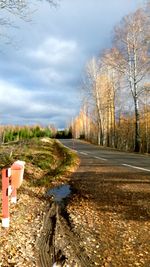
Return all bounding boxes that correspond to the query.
[0,0,140,128]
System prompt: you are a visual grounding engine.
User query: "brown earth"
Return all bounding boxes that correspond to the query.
[42,154,150,267]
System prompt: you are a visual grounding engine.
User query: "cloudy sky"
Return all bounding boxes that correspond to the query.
[0,0,140,128]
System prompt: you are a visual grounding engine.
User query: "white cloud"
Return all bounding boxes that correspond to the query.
[0,79,77,126]
[0,80,31,108]
[29,37,78,65]
[24,36,82,87]
[34,68,63,84]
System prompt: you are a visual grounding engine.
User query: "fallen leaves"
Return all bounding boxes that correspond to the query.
[0,179,49,267]
[66,157,150,266]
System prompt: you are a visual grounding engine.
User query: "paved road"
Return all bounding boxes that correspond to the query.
[60,139,150,173]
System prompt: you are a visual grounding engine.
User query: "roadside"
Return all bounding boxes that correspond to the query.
[0,138,78,267]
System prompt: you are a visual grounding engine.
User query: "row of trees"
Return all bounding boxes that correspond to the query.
[72,2,150,153]
[0,125,57,143]
[0,125,73,143]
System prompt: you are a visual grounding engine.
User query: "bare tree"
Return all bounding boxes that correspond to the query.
[104,9,150,152]
[0,0,58,22]
[81,57,118,147]
[0,0,57,11]
[85,57,105,145]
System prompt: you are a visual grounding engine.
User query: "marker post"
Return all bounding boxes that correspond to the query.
[1,160,25,228]
[2,168,11,228]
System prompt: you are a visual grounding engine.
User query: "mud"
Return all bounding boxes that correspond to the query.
[36,201,93,267]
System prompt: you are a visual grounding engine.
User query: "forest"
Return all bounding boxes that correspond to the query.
[72,1,150,153]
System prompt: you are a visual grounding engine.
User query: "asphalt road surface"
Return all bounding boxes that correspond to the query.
[60,139,150,173]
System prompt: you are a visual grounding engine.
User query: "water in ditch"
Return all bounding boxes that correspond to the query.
[46,184,71,204]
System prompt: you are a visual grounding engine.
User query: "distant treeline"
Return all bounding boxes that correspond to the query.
[55,129,72,139]
[0,125,72,143]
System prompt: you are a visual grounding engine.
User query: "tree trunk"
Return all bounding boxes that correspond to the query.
[134,96,141,152]
[97,119,103,146]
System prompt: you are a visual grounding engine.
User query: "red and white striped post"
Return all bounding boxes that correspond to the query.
[1,160,25,227]
[2,168,11,227]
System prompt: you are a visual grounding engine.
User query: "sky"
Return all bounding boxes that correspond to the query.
[0,0,140,129]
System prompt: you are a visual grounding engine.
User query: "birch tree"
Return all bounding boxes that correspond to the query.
[81,57,117,146]
[85,57,105,145]
[104,9,150,152]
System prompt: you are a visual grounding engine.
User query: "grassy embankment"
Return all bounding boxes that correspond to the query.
[0,138,78,190]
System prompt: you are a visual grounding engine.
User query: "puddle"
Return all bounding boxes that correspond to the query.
[46,184,71,203]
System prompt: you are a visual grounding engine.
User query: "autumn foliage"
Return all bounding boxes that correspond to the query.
[72,3,150,153]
